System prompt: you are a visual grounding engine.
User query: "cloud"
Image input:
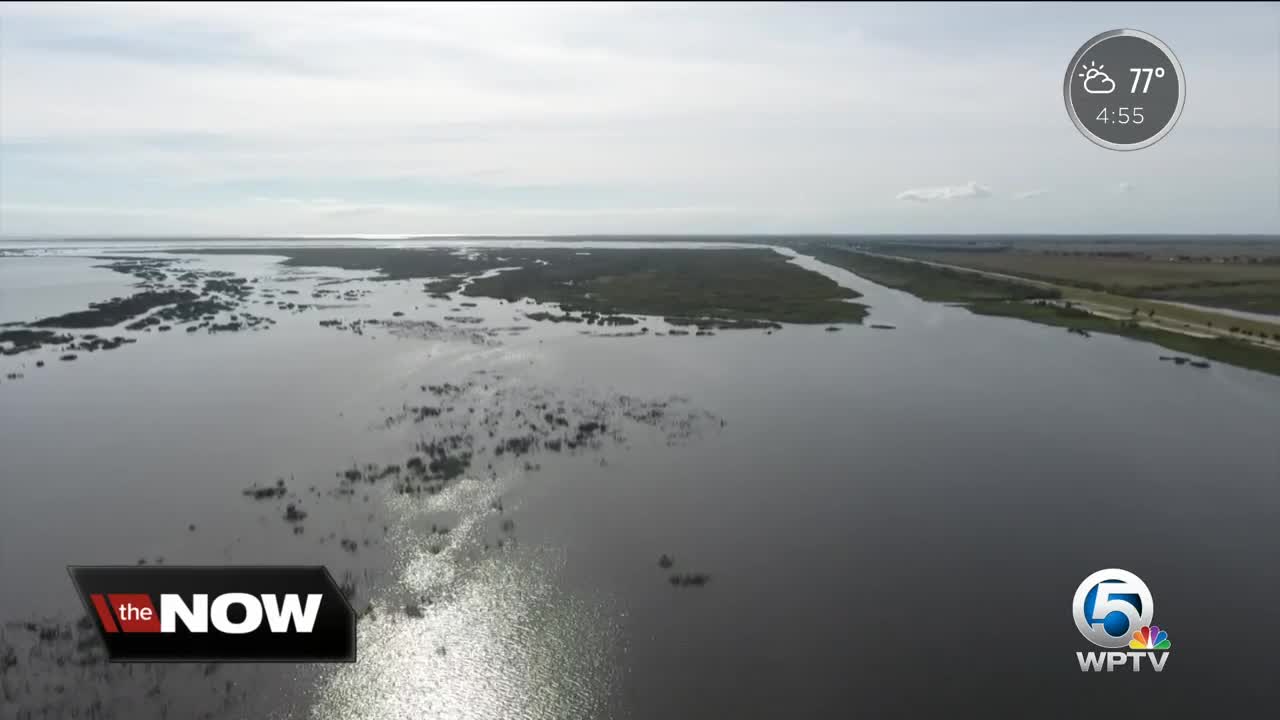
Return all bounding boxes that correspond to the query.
[895,181,992,202]
[1081,68,1116,95]
[1114,182,1134,194]
[0,197,751,237]
[1014,189,1048,200]
[0,4,1277,235]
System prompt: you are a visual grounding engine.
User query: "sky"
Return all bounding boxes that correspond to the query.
[1,1,1278,237]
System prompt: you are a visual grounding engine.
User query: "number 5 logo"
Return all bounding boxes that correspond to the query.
[1072,568,1155,648]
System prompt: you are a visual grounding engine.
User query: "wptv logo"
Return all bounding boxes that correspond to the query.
[1072,568,1171,672]
[68,566,356,662]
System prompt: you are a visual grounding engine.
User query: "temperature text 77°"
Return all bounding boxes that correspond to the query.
[1129,67,1165,93]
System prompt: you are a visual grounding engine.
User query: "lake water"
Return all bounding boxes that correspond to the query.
[2,241,1278,719]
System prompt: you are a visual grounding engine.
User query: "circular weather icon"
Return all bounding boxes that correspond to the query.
[1064,29,1185,151]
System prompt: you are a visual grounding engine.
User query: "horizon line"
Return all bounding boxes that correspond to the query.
[3,232,1279,241]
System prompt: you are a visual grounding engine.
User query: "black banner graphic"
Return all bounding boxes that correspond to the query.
[67,565,356,662]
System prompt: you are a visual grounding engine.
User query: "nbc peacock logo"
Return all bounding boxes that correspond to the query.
[1072,568,1172,672]
[1129,625,1171,651]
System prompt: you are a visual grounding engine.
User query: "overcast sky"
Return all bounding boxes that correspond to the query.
[1,2,1277,236]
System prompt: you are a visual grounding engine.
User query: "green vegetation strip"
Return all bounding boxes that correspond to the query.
[30,290,199,329]
[865,243,1280,316]
[833,244,1280,337]
[815,247,1280,377]
[188,247,868,324]
[464,249,866,324]
[968,301,1280,377]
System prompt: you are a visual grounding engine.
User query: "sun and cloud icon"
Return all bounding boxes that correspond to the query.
[1078,60,1116,95]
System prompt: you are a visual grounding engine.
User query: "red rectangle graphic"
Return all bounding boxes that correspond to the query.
[89,593,119,634]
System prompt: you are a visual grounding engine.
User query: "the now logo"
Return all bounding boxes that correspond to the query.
[89,592,323,634]
[69,566,355,662]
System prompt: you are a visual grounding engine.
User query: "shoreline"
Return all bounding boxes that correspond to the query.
[812,247,1280,377]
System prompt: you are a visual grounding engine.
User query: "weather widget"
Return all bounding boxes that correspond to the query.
[1064,29,1185,151]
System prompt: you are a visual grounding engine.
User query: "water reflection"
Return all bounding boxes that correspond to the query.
[3,241,1279,719]
[313,483,621,720]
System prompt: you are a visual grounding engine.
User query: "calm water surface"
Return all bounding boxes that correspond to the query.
[1,241,1278,719]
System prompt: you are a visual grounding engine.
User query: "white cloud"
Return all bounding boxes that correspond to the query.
[895,181,992,202]
[1014,189,1049,200]
[1114,182,1134,194]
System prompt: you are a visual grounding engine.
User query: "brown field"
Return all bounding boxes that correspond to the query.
[874,247,1280,315]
